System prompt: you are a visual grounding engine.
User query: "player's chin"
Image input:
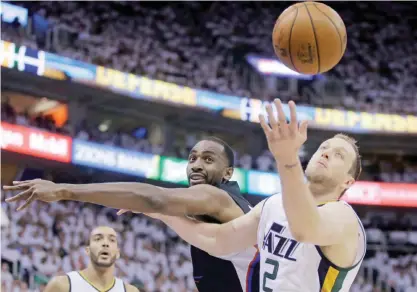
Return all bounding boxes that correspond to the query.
[188,178,207,186]
[96,259,115,268]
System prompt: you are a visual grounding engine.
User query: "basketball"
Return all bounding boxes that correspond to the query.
[272,2,347,75]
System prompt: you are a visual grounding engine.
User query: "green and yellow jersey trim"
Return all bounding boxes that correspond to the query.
[316,201,366,292]
[77,271,116,292]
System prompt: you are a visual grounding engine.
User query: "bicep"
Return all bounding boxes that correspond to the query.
[163,184,235,216]
[44,276,69,292]
[212,203,261,256]
[301,203,358,246]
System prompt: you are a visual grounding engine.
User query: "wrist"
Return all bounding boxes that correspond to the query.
[275,152,300,166]
[59,184,75,200]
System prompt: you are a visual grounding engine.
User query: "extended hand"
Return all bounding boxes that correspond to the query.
[3,179,66,211]
[259,99,308,162]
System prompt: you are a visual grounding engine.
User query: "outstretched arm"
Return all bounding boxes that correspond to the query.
[151,202,262,257]
[5,180,243,221]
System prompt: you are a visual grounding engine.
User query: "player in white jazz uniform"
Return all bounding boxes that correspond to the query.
[147,99,366,292]
[44,226,139,292]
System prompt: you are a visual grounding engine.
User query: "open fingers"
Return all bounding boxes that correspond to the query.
[16,193,36,211]
[259,113,272,137]
[3,184,32,191]
[288,100,298,133]
[273,99,289,136]
[265,103,279,131]
[5,188,33,203]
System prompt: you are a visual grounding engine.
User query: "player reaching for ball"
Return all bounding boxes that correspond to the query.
[137,100,366,292]
[4,137,259,292]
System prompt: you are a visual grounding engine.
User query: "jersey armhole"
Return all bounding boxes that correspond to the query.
[261,196,273,215]
[123,282,127,292]
[66,274,72,292]
[315,218,367,271]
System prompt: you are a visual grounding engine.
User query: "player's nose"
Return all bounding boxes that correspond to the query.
[191,162,204,172]
[321,152,329,160]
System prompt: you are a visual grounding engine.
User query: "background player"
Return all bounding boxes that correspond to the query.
[44,226,138,292]
[138,99,367,291]
[4,137,259,292]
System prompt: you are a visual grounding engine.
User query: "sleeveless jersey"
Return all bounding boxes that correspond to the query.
[67,271,126,292]
[190,181,260,292]
[257,194,366,292]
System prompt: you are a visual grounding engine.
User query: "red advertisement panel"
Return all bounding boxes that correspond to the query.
[344,181,417,207]
[1,122,71,163]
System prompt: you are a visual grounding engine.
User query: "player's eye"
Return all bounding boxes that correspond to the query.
[205,157,214,163]
[335,152,344,159]
[189,156,196,162]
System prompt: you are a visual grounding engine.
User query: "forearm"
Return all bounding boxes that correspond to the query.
[62,182,168,213]
[277,155,320,238]
[161,215,241,256]
[162,215,219,237]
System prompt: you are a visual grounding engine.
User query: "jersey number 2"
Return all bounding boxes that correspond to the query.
[262,258,279,292]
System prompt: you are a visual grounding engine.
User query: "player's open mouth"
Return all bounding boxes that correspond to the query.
[190,174,206,183]
[99,251,110,258]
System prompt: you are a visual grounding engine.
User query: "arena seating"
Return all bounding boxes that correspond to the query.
[3,2,417,115]
[2,2,417,291]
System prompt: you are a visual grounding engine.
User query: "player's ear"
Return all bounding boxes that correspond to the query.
[116,248,120,260]
[224,167,233,181]
[85,246,90,256]
[342,176,355,191]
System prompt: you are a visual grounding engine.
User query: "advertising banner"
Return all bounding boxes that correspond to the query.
[230,98,417,135]
[2,40,416,135]
[2,124,416,207]
[247,170,282,196]
[72,140,160,179]
[1,122,71,163]
[343,181,417,208]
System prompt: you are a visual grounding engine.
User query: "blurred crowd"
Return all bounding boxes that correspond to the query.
[2,186,417,292]
[2,98,417,183]
[1,189,196,292]
[2,2,417,291]
[2,1,417,115]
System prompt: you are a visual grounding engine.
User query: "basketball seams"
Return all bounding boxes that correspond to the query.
[303,3,320,74]
[288,7,299,72]
[312,3,344,57]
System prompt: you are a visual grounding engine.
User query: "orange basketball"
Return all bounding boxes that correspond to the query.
[272,2,347,75]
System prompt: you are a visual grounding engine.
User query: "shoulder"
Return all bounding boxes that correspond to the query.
[319,201,359,229]
[261,193,282,209]
[45,275,70,291]
[188,184,233,203]
[125,283,140,292]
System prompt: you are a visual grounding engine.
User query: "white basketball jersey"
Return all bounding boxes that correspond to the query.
[257,194,366,292]
[67,271,126,292]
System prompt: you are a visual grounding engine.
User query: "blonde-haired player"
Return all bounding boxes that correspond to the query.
[146,99,366,292]
[45,226,139,292]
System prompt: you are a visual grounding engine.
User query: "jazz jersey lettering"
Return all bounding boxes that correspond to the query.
[257,195,366,292]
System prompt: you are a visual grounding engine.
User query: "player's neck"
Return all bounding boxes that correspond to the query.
[308,182,340,205]
[81,265,115,289]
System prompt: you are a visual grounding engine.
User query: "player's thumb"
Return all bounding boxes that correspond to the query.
[117,209,129,216]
